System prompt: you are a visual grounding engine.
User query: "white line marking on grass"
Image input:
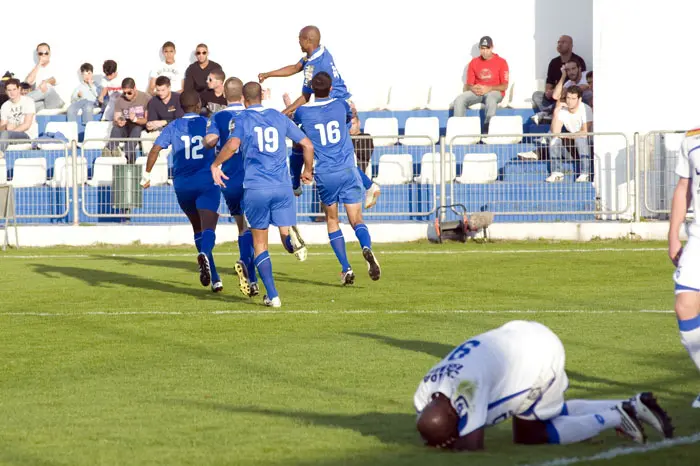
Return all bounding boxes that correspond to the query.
[0,247,666,260]
[526,432,700,466]
[0,309,674,317]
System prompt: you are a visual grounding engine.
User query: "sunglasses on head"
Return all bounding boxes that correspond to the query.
[37,51,49,56]
[196,51,207,56]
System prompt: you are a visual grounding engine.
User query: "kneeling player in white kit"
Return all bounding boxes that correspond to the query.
[414,321,673,451]
[669,127,700,408]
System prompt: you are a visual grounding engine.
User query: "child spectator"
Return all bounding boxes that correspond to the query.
[67,63,100,134]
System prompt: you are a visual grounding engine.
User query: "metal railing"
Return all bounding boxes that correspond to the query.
[641,130,686,218]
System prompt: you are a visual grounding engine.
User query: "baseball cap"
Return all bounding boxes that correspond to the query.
[479,36,493,48]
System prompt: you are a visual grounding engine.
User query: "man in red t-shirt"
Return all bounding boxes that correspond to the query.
[453,36,509,131]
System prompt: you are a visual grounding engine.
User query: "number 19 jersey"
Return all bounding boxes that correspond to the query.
[155,113,216,181]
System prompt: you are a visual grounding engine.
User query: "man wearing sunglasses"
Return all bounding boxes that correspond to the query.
[104,78,151,162]
[24,43,65,111]
[184,44,222,95]
[200,69,227,117]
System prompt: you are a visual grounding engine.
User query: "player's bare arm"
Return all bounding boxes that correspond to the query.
[669,177,692,265]
[283,92,312,117]
[211,137,240,187]
[298,136,314,183]
[204,133,218,149]
[140,144,163,189]
[258,62,304,83]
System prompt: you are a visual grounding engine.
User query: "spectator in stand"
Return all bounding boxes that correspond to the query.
[148,41,185,96]
[67,63,100,134]
[184,44,222,95]
[0,78,37,157]
[586,71,593,108]
[452,36,509,131]
[98,60,121,121]
[552,60,591,107]
[200,69,226,117]
[545,86,593,183]
[25,43,65,111]
[104,78,150,162]
[142,76,184,154]
[532,36,587,119]
[20,82,31,96]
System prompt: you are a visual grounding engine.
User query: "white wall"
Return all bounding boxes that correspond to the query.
[0,0,592,109]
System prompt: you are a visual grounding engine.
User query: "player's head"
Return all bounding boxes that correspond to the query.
[224,77,244,104]
[416,393,459,448]
[299,25,321,54]
[310,72,332,98]
[242,82,263,107]
[180,90,202,114]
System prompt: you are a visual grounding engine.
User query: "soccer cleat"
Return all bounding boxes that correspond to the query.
[234,260,251,297]
[692,394,700,408]
[249,282,260,297]
[211,281,223,293]
[614,401,646,444]
[263,295,282,308]
[341,269,355,286]
[362,247,381,281]
[197,253,211,287]
[633,392,674,439]
[364,183,381,209]
[293,185,303,197]
[289,226,307,261]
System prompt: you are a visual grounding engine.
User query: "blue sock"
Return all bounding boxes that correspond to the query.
[254,250,278,299]
[289,148,304,190]
[678,315,700,332]
[239,230,256,283]
[284,235,294,254]
[329,230,351,272]
[357,166,373,190]
[201,229,220,282]
[353,223,372,250]
[194,232,203,253]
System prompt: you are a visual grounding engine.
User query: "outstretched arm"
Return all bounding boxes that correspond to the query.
[283,92,312,117]
[259,62,304,83]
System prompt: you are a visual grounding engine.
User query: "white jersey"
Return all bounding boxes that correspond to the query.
[414,321,568,437]
[676,129,700,238]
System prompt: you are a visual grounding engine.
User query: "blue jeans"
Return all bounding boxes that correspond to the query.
[549,136,591,175]
[67,99,96,125]
[0,131,30,152]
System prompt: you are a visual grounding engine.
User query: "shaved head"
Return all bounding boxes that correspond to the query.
[416,393,459,447]
[180,90,201,113]
[300,25,321,45]
[224,77,243,103]
[243,82,262,105]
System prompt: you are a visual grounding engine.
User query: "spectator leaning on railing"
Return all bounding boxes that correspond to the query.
[0,78,37,157]
[25,42,65,111]
[142,76,184,155]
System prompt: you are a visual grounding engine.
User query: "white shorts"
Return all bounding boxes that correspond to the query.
[674,235,700,294]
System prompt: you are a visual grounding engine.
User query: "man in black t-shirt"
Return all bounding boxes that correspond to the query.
[184,43,222,95]
[199,69,227,117]
[142,76,184,155]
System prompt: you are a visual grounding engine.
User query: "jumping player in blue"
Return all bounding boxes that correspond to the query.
[204,77,258,298]
[258,25,381,209]
[140,90,223,292]
[294,72,381,284]
[211,82,314,307]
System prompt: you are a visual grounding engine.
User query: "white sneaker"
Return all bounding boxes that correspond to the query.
[576,174,590,183]
[211,281,223,293]
[518,151,538,160]
[545,172,564,183]
[364,183,381,209]
[692,394,700,408]
[362,247,381,281]
[614,401,646,444]
[341,269,355,286]
[234,260,250,296]
[633,392,674,439]
[289,225,307,261]
[263,295,282,308]
[293,185,303,197]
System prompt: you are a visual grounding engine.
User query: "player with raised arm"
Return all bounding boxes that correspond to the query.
[414,320,674,451]
[211,82,314,307]
[140,90,223,292]
[258,25,381,209]
[294,72,380,284]
[668,126,700,408]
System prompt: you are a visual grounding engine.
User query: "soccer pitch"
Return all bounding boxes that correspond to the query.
[1,240,698,466]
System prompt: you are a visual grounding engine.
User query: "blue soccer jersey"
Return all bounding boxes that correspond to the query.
[299,46,351,100]
[155,113,216,180]
[294,98,354,174]
[207,103,245,180]
[231,105,307,189]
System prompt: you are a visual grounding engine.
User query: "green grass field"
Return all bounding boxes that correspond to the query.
[1,239,698,466]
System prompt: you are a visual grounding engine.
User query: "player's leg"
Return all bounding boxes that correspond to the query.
[246,188,281,306]
[342,169,380,281]
[195,184,223,291]
[289,144,304,196]
[325,202,354,285]
[175,188,211,287]
[224,184,254,296]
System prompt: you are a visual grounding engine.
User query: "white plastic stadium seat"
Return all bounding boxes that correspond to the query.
[415,152,456,184]
[135,155,168,186]
[427,81,463,110]
[445,117,481,146]
[10,158,47,187]
[82,121,114,150]
[481,116,523,145]
[0,159,6,184]
[373,154,414,185]
[49,156,88,187]
[88,156,127,187]
[455,153,498,184]
[387,83,430,111]
[363,117,399,147]
[39,121,79,150]
[402,117,440,146]
[350,84,390,111]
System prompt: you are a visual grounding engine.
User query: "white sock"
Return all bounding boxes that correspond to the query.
[548,410,621,444]
[680,323,700,372]
[565,399,621,416]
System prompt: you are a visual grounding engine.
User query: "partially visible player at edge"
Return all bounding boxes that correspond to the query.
[140,90,223,292]
[211,82,314,307]
[294,72,381,285]
[258,25,381,209]
[204,77,258,298]
[668,125,700,408]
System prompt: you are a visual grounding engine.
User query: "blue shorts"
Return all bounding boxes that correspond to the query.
[315,168,363,206]
[174,173,221,215]
[222,175,244,216]
[244,186,296,229]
